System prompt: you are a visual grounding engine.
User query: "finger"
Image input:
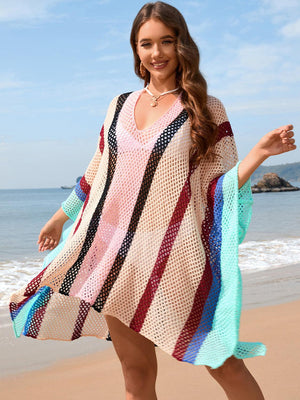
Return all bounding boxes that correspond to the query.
[284,143,297,152]
[281,124,293,131]
[38,237,46,251]
[45,237,51,246]
[37,232,44,244]
[40,237,51,251]
[49,238,56,250]
[278,125,293,135]
[282,136,295,144]
[280,131,294,140]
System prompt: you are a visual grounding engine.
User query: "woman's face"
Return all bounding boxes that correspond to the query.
[136,18,179,86]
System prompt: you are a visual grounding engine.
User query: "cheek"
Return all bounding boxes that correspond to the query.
[137,48,147,61]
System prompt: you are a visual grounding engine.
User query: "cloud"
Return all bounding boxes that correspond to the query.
[261,0,299,13]
[204,37,300,117]
[280,18,300,37]
[97,53,131,62]
[228,97,300,115]
[0,74,29,90]
[0,0,67,22]
[245,0,300,24]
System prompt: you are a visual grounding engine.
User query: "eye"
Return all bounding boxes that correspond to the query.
[141,42,151,48]
[162,40,174,45]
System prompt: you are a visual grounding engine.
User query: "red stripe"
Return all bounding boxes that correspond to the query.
[24,265,49,297]
[71,300,91,340]
[216,121,233,142]
[79,175,91,195]
[172,177,219,360]
[9,298,29,315]
[99,125,105,153]
[74,192,90,235]
[130,162,196,332]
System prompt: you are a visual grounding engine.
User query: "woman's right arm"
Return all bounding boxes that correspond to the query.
[37,207,69,252]
[38,124,105,253]
[37,95,118,252]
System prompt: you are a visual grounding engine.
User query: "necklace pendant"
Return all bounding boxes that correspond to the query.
[151,97,158,107]
[144,84,180,108]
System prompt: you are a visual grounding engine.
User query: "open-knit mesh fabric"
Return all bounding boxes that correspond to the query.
[9,90,266,369]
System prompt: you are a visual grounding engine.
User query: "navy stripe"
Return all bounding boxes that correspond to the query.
[59,93,132,296]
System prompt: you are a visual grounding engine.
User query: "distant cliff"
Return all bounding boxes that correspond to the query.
[251,162,300,183]
[252,173,300,193]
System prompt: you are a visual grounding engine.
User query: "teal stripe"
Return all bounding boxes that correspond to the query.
[194,162,265,368]
[61,189,84,221]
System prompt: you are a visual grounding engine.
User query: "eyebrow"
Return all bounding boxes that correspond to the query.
[139,35,175,43]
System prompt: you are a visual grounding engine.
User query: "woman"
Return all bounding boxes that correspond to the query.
[10,2,296,400]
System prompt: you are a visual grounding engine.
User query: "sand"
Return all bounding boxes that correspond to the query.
[1,298,299,400]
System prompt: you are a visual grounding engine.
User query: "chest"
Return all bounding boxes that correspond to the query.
[134,92,179,131]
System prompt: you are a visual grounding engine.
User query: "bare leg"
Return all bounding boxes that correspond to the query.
[206,356,265,400]
[104,314,157,400]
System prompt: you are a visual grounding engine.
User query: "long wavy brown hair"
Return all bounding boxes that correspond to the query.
[130,1,218,167]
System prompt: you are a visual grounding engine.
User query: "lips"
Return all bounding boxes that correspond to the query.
[151,61,169,69]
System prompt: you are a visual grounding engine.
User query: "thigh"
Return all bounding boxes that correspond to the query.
[104,314,157,370]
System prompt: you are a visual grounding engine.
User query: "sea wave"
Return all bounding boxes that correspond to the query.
[239,237,300,273]
[1,237,300,307]
[0,257,44,308]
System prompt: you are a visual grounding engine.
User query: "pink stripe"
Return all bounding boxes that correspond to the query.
[69,151,151,304]
[172,177,218,360]
[130,162,196,332]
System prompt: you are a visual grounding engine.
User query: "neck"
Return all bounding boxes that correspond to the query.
[148,77,178,95]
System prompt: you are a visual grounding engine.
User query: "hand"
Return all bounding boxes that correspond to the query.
[256,124,296,158]
[37,218,64,252]
[238,124,296,189]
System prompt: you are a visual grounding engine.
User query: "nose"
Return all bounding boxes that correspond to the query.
[152,43,163,58]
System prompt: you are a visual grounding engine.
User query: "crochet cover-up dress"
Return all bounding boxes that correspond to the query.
[9,89,266,369]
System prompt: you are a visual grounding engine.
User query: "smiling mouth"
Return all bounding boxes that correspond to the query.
[151,61,168,68]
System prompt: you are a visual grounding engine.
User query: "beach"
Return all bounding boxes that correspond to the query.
[1,263,300,400]
[1,189,300,398]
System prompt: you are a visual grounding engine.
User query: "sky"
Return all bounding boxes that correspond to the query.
[0,0,299,189]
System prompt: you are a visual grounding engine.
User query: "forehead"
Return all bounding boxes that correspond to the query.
[137,18,175,41]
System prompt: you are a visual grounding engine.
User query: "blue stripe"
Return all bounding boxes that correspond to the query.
[75,181,87,202]
[182,175,224,363]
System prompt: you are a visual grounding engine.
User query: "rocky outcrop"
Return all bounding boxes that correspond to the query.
[251,173,300,193]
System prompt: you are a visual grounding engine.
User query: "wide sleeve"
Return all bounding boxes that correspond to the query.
[206,96,253,244]
[193,98,265,367]
[61,95,119,222]
[61,125,105,221]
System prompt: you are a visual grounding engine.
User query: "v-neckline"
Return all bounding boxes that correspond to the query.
[117,89,184,150]
[132,89,182,133]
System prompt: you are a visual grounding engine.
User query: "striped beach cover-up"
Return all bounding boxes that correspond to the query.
[9,89,266,369]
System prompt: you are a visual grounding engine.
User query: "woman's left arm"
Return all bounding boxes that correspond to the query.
[238,124,296,189]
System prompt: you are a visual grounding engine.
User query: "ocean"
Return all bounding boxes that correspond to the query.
[1,186,300,308]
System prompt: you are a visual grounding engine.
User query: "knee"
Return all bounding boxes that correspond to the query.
[121,359,157,396]
[206,356,247,384]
